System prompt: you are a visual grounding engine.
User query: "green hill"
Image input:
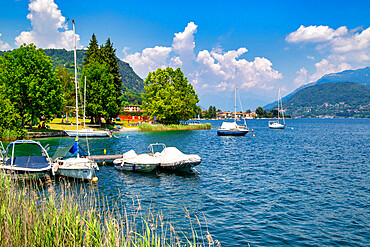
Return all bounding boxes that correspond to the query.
[285,82,370,118]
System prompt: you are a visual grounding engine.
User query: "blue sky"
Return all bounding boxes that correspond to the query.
[1,0,369,110]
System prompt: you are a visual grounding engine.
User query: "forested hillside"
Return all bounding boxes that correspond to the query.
[285,82,370,118]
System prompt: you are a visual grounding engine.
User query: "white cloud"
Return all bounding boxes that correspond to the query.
[124,46,172,78]
[0,33,12,51]
[286,25,348,43]
[196,48,282,90]
[294,67,308,87]
[15,0,81,50]
[310,59,351,82]
[124,22,282,92]
[331,27,370,54]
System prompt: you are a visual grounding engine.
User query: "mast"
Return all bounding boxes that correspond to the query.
[277,88,280,124]
[234,86,237,123]
[72,19,79,157]
[84,76,86,129]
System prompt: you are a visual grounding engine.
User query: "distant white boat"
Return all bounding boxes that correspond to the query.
[65,128,111,137]
[217,86,249,136]
[269,88,286,129]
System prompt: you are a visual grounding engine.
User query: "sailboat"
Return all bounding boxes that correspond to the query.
[53,20,99,181]
[64,77,111,137]
[268,88,286,129]
[217,86,249,136]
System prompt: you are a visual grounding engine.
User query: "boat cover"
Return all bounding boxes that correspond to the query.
[220,122,239,130]
[52,144,88,160]
[6,156,50,169]
[155,147,201,164]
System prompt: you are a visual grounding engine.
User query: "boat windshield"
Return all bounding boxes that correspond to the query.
[147,143,166,155]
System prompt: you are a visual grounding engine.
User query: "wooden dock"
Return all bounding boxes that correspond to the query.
[87,154,123,162]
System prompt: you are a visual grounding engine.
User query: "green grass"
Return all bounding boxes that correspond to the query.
[0,175,217,246]
[138,123,211,131]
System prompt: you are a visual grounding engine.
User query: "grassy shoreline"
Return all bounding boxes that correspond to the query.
[0,175,216,246]
[138,123,211,131]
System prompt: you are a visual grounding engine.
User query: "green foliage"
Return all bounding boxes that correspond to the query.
[142,67,199,124]
[82,61,119,124]
[0,44,63,127]
[55,66,74,116]
[255,106,264,117]
[285,82,370,118]
[204,106,217,119]
[82,35,121,123]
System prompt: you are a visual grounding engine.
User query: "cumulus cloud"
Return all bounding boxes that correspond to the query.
[124,22,282,91]
[310,59,351,82]
[196,48,282,90]
[294,67,308,87]
[124,46,172,78]
[286,25,348,43]
[15,0,81,50]
[0,33,12,51]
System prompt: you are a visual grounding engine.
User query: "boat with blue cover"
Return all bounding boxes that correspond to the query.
[0,140,53,179]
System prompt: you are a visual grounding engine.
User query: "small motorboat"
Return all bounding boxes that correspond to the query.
[154,146,202,172]
[113,150,160,173]
[0,140,53,179]
[114,143,202,173]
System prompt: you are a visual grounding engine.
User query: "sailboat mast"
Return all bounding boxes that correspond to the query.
[84,76,86,129]
[72,19,79,157]
[234,86,237,123]
[277,88,280,123]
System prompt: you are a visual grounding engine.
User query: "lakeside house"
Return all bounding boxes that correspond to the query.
[124,105,141,112]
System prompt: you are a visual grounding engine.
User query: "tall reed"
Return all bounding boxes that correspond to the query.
[0,175,218,246]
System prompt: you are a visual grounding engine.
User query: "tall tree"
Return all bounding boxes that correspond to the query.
[82,61,119,124]
[0,44,63,127]
[55,66,74,120]
[142,67,199,124]
[82,35,121,123]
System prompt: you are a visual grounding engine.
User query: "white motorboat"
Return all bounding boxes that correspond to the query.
[52,20,99,181]
[269,88,286,129]
[113,150,160,172]
[217,86,249,136]
[114,143,202,173]
[0,140,53,180]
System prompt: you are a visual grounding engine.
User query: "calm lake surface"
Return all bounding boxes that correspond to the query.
[41,118,369,246]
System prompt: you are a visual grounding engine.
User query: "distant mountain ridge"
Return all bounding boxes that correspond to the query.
[264,66,370,110]
[284,82,370,118]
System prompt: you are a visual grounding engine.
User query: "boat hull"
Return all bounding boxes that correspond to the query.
[64,130,111,137]
[157,160,202,172]
[217,129,249,136]
[56,168,95,180]
[268,122,285,129]
[114,162,158,173]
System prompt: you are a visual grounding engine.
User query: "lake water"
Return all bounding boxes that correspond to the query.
[41,118,369,246]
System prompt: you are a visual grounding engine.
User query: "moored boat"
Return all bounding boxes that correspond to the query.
[113,150,160,172]
[268,88,286,129]
[0,140,53,180]
[217,86,249,136]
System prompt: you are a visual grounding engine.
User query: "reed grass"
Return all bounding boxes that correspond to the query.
[0,175,218,247]
[138,123,211,131]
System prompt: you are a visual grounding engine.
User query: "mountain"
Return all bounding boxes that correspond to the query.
[264,67,370,110]
[284,82,370,118]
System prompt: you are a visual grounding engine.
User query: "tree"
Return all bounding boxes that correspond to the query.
[82,35,121,123]
[0,44,63,127]
[82,61,119,124]
[55,66,74,120]
[142,67,199,124]
[255,106,264,117]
